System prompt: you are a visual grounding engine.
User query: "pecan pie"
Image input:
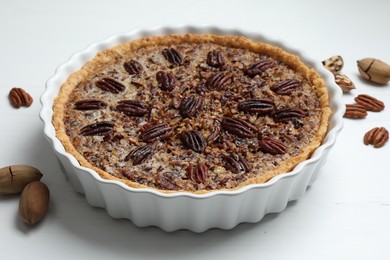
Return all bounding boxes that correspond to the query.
[53,34,331,194]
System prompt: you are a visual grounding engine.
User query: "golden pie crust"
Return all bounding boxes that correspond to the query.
[53,34,331,194]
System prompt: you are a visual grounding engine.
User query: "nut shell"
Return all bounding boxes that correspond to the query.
[0,165,43,195]
[334,74,356,93]
[322,55,344,75]
[357,58,390,84]
[19,181,50,225]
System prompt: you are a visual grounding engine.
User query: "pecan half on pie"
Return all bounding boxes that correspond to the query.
[53,34,331,194]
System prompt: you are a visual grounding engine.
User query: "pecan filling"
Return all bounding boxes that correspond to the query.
[63,42,323,192]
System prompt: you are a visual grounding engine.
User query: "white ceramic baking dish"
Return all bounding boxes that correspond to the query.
[40,24,344,232]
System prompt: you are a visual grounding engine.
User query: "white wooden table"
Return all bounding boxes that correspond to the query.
[1,0,389,259]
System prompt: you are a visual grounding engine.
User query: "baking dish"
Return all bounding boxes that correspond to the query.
[40,24,344,232]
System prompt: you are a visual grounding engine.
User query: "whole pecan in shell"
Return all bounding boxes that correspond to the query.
[237,99,275,115]
[140,123,172,143]
[162,48,184,66]
[123,60,143,75]
[117,100,150,116]
[258,137,287,155]
[244,59,275,77]
[221,116,257,138]
[80,121,115,136]
[271,79,301,95]
[179,95,204,118]
[125,145,154,165]
[74,100,107,110]
[180,131,207,153]
[95,78,125,94]
[156,71,177,91]
[357,58,390,84]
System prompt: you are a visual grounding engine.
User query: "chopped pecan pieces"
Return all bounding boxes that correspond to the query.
[244,59,275,77]
[9,88,33,108]
[125,145,154,165]
[223,153,251,174]
[206,72,233,90]
[207,50,225,68]
[207,120,222,144]
[74,100,107,110]
[103,133,123,142]
[271,79,301,95]
[95,78,125,93]
[344,104,367,119]
[179,95,204,118]
[258,137,287,155]
[140,123,172,143]
[187,162,208,184]
[273,108,306,123]
[354,94,385,112]
[157,173,180,190]
[80,121,114,136]
[237,99,275,115]
[116,100,150,116]
[180,131,207,153]
[123,60,143,75]
[221,116,257,138]
[364,127,389,148]
[162,48,184,66]
[131,81,144,87]
[156,71,177,91]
